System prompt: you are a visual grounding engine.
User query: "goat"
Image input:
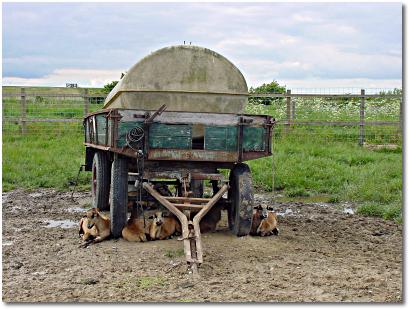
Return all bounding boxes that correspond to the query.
[250,204,279,236]
[122,217,151,242]
[79,208,110,247]
[79,215,98,241]
[149,211,181,240]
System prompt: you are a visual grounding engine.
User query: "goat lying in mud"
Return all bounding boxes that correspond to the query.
[149,211,181,240]
[122,216,150,242]
[79,208,111,247]
[250,204,279,237]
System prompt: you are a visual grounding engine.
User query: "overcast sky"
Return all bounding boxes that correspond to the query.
[2,2,402,90]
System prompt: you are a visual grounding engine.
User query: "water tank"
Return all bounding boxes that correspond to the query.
[103,45,248,114]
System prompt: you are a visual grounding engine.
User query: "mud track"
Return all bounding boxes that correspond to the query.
[2,189,402,302]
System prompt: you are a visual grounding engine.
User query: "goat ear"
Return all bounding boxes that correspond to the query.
[267,206,274,211]
[254,205,262,210]
[95,208,100,213]
[148,215,154,220]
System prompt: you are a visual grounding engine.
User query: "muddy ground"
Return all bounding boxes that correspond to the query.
[2,189,402,302]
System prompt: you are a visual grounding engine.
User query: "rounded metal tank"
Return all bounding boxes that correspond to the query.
[103,45,248,114]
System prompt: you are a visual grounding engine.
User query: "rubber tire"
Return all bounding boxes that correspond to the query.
[110,154,128,238]
[228,163,254,237]
[91,152,111,211]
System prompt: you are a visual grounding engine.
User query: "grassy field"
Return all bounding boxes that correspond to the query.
[2,86,402,222]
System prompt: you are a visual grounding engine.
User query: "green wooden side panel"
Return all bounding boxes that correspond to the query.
[117,121,143,147]
[205,126,237,151]
[243,127,266,151]
[96,114,107,145]
[149,136,192,149]
[149,123,192,149]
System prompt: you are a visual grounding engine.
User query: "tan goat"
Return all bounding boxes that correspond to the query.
[79,208,111,247]
[122,217,151,242]
[149,211,181,240]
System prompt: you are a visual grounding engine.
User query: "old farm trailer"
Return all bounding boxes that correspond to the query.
[83,45,274,274]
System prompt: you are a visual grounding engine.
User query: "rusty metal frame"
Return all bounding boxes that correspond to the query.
[143,182,229,276]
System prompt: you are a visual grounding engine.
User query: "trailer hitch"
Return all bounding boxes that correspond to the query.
[142,182,229,278]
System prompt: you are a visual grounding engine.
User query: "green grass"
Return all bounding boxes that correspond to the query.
[135,276,167,289]
[2,131,90,192]
[249,134,402,222]
[164,248,185,258]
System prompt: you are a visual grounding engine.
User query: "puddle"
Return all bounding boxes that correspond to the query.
[3,241,13,246]
[343,207,355,215]
[276,208,295,217]
[44,220,77,229]
[66,207,87,213]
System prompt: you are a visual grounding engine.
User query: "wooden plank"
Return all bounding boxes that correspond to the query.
[96,114,107,146]
[173,204,205,210]
[83,89,89,116]
[148,149,238,162]
[243,127,266,151]
[149,136,192,149]
[359,89,365,146]
[118,109,268,126]
[20,88,27,135]
[150,123,191,136]
[165,197,211,203]
[117,121,144,147]
[205,126,237,151]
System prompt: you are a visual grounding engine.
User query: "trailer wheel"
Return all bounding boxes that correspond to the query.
[110,154,128,238]
[91,152,111,211]
[228,163,254,237]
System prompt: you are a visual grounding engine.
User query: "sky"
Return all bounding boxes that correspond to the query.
[2,2,403,90]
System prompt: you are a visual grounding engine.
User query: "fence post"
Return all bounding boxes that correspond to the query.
[285,89,291,133]
[400,96,403,132]
[291,96,296,124]
[20,88,27,135]
[359,89,365,146]
[83,88,89,116]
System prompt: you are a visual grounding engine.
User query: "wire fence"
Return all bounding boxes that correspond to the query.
[2,87,403,146]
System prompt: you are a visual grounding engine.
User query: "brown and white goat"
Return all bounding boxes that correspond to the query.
[79,208,111,247]
[250,204,279,236]
[149,211,181,240]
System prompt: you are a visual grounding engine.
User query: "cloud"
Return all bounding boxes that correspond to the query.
[2,2,402,90]
[3,68,123,87]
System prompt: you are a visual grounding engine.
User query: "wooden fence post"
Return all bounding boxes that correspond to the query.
[400,96,403,132]
[291,96,296,124]
[285,89,291,133]
[359,89,365,146]
[83,88,89,116]
[20,88,27,135]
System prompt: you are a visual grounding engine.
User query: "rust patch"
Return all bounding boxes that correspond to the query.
[148,149,238,162]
